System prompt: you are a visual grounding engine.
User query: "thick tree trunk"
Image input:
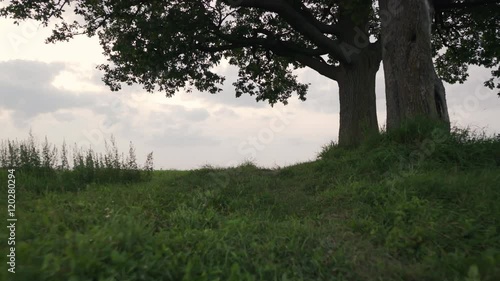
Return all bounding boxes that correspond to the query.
[380,0,450,130]
[338,52,381,147]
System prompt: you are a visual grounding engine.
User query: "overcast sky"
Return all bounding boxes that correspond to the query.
[1,18,499,170]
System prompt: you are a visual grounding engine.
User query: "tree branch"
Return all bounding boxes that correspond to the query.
[289,53,341,81]
[196,32,340,80]
[285,0,343,36]
[225,0,349,64]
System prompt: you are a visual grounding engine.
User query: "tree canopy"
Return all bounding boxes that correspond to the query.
[432,0,500,95]
[1,0,385,104]
[1,0,498,131]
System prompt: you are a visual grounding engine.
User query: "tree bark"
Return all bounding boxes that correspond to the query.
[333,6,382,147]
[380,0,450,130]
[338,50,381,147]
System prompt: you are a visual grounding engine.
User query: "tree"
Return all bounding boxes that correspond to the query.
[1,0,383,147]
[379,0,499,130]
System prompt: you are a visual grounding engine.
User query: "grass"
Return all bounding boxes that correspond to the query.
[0,134,153,193]
[1,124,499,281]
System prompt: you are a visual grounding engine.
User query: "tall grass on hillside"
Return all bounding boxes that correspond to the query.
[0,132,153,193]
[2,122,499,281]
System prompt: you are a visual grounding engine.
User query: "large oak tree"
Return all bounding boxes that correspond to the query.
[1,0,497,146]
[1,0,383,146]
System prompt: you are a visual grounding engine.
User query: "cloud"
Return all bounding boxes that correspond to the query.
[0,60,96,126]
[52,111,77,122]
[169,106,210,122]
[185,68,269,108]
[213,107,239,118]
[0,59,217,125]
[444,66,498,108]
[146,126,221,147]
[294,68,339,114]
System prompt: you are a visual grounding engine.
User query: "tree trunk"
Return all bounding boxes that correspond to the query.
[338,51,381,147]
[433,68,450,125]
[380,0,450,130]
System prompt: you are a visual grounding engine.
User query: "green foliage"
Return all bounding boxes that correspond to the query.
[0,133,154,193]
[433,2,500,95]
[1,0,496,105]
[0,0,385,105]
[1,126,499,280]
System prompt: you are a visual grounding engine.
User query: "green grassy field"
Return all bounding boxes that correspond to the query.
[1,125,500,281]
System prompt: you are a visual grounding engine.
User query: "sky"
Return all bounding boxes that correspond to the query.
[0,17,499,170]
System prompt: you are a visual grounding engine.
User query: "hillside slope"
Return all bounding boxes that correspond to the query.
[1,125,499,281]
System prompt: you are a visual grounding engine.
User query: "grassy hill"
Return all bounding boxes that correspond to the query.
[1,124,499,281]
